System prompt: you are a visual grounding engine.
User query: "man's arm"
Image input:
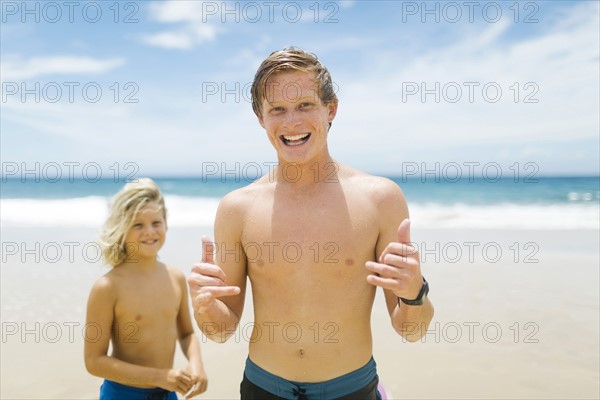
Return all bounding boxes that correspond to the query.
[188,191,247,343]
[378,219,434,342]
[365,179,434,341]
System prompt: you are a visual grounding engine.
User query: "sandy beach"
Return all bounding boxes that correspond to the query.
[3,0,598,398]
[1,224,598,399]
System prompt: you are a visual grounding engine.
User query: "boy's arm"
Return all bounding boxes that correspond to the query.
[84,278,194,394]
[188,191,248,342]
[365,179,434,341]
[175,269,208,397]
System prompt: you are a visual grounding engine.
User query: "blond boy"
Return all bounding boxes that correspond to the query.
[85,179,207,399]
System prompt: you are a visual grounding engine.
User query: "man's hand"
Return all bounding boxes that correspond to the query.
[188,236,241,315]
[365,219,423,300]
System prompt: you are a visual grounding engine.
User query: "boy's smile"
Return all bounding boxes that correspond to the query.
[124,203,166,262]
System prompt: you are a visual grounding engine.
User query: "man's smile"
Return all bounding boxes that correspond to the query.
[281,133,311,146]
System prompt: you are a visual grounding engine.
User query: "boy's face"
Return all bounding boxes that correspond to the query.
[258,70,337,165]
[123,202,166,261]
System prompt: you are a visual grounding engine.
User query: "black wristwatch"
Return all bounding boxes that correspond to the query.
[398,277,429,306]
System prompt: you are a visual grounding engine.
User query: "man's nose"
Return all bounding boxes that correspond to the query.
[282,109,302,128]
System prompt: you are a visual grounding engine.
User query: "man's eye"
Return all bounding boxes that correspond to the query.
[299,102,313,109]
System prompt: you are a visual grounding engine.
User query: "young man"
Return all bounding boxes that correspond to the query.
[188,47,434,399]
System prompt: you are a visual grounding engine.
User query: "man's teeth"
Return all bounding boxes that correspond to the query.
[284,133,309,141]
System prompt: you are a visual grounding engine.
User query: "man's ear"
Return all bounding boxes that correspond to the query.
[327,101,338,123]
[258,114,265,129]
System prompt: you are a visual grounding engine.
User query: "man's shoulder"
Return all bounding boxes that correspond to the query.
[219,178,271,205]
[341,168,409,224]
[341,166,403,198]
[215,180,268,225]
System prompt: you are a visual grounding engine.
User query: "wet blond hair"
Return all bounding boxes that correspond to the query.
[99,178,167,267]
[251,46,338,119]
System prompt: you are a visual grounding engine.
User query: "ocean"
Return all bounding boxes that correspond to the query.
[1,176,599,229]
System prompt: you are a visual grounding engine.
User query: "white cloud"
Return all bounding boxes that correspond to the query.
[148,0,209,23]
[0,56,125,81]
[142,25,216,50]
[330,1,599,173]
[142,0,218,50]
[3,2,597,176]
[338,1,356,9]
[1,83,267,173]
[142,30,194,50]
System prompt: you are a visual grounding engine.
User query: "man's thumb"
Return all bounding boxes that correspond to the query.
[202,236,214,264]
[397,219,411,244]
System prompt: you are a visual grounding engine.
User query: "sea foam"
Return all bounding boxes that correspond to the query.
[1,196,598,229]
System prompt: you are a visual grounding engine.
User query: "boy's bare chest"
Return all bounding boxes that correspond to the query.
[113,278,179,324]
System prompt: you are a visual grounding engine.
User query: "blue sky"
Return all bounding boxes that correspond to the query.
[1,0,599,177]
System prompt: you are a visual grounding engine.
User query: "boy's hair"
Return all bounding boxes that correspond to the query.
[99,178,167,267]
[251,46,338,118]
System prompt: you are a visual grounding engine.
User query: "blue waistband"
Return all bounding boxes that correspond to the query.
[244,356,378,399]
[100,380,176,400]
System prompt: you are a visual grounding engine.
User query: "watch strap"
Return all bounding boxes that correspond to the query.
[398,277,429,306]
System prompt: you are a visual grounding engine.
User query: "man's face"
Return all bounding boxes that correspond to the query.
[258,70,337,165]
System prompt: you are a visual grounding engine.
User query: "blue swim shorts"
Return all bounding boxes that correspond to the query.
[241,356,382,399]
[99,379,177,400]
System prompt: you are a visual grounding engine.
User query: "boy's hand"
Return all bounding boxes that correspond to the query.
[159,368,194,395]
[188,236,240,314]
[184,363,208,398]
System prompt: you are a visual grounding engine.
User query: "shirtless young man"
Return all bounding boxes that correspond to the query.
[188,47,434,399]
